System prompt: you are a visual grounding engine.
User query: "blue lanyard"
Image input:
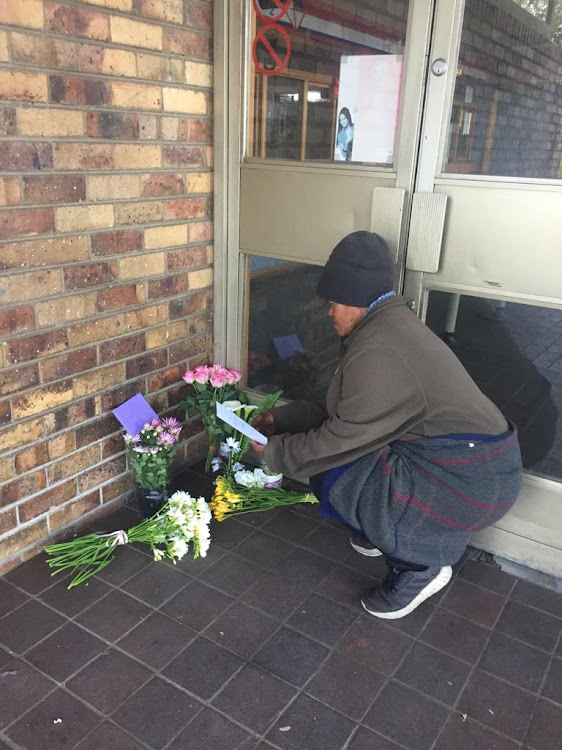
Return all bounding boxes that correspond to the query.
[363,290,396,317]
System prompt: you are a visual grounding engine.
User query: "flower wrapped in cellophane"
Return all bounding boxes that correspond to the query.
[209,475,317,522]
[45,491,212,589]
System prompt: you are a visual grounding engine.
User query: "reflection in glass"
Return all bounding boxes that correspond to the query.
[249,1,409,166]
[426,292,562,482]
[245,256,339,401]
[445,0,562,178]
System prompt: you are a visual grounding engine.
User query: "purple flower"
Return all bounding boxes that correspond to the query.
[152,417,163,427]
[157,432,175,446]
[211,458,220,473]
[233,462,244,472]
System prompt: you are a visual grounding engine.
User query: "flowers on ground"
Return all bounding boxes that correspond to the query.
[45,491,212,588]
[125,417,182,489]
[209,475,317,522]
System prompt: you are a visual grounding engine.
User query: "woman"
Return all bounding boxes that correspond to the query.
[336,107,354,161]
[252,231,522,620]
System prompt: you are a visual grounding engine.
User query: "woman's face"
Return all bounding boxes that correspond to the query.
[339,113,349,128]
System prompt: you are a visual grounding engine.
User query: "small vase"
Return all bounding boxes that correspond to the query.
[136,485,168,518]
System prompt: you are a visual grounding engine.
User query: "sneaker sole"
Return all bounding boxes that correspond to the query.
[361,565,453,620]
[349,538,383,557]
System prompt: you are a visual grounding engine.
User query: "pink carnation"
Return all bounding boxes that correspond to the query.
[226,369,242,385]
[182,369,196,384]
[193,365,211,384]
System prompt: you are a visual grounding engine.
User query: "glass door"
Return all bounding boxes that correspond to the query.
[403,0,562,575]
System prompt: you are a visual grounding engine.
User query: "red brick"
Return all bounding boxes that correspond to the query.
[0,141,52,172]
[0,107,17,136]
[1,519,48,558]
[91,229,142,257]
[102,473,133,503]
[78,455,126,493]
[0,508,17,536]
[169,333,208,364]
[22,175,86,205]
[0,400,10,426]
[187,118,212,142]
[163,197,207,220]
[184,1,212,29]
[75,413,119,448]
[99,332,145,363]
[14,444,49,474]
[100,434,124,461]
[11,32,79,69]
[148,273,189,299]
[97,283,144,312]
[146,364,183,392]
[54,143,112,170]
[0,363,40,396]
[50,75,110,106]
[0,470,47,507]
[40,347,97,382]
[187,311,212,336]
[64,261,118,290]
[0,305,36,336]
[163,28,211,59]
[0,207,54,239]
[125,349,167,379]
[49,491,100,533]
[100,380,143,412]
[169,290,211,320]
[168,246,207,271]
[48,445,100,483]
[162,145,205,167]
[6,330,67,365]
[44,397,97,435]
[189,221,213,243]
[18,479,77,523]
[85,111,139,139]
[46,2,110,41]
[142,173,185,197]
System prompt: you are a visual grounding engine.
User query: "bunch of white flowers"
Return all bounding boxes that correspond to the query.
[163,491,212,559]
[234,467,283,489]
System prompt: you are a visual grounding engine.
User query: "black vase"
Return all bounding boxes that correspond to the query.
[136,486,168,518]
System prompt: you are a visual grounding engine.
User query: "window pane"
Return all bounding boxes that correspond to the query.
[426,292,562,482]
[248,1,409,166]
[245,256,339,400]
[444,0,562,178]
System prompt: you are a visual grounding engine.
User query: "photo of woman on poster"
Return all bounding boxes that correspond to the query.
[335,106,354,161]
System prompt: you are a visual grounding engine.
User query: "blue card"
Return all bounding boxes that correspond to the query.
[113,393,159,436]
[272,334,304,360]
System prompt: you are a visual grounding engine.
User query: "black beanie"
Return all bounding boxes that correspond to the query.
[317,231,394,307]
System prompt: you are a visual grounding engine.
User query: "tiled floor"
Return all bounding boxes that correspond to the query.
[1,467,561,750]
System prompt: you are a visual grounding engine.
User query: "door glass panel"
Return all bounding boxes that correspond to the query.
[245,256,339,400]
[444,0,562,178]
[426,292,562,482]
[248,0,410,166]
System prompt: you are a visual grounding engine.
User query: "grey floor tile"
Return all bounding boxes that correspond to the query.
[542,657,562,704]
[163,637,243,699]
[511,580,562,619]
[112,677,202,750]
[420,608,489,663]
[121,563,190,607]
[40,576,112,619]
[212,664,297,734]
[168,707,251,750]
[306,651,385,721]
[337,617,413,676]
[26,622,106,682]
[6,552,65,595]
[434,713,519,750]
[117,612,196,669]
[457,561,516,595]
[287,592,357,646]
[300,525,351,562]
[262,510,319,543]
[204,601,279,659]
[0,580,27,618]
[75,722,146,749]
[316,565,377,613]
[525,698,562,750]
[235,531,296,571]
[395,642,471,705]
[340,550,388,580]
[210,518,255,550]
[440,579,505,628]
[241,571,308,621]
[163,541,225,576]
[6,689,100,750]
[237,508,281,528]
[385,601,435,638]
[0,599,66,654]
[161,579,234,632]
[479,632,551,692]
[253,627,328,687]
[457,669,536,741]
[495,601,561,652]
[96,547,151,586]
[0,659,55,730]
[364,681,450,750]
[76,590,152,642]
[267,693,356,750]
[67,649,152,714]
[199,554,265,597]
[274,548,335,589]
[347,727,403,749]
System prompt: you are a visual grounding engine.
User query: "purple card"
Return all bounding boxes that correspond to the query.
[113,393,159,436]
[273,334,304,360]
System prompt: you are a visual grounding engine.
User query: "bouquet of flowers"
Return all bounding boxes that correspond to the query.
[45,491,212,589]
[210,475,317,521]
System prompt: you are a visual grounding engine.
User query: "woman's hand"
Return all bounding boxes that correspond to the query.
[251,410,276,438]
[250,440,266,456]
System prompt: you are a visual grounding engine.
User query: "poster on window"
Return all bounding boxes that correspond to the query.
[334,54,403,164]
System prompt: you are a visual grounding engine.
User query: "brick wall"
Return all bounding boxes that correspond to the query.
[0,0,214,573]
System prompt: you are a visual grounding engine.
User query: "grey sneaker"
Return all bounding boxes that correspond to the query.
[361,564,452,619]
[349,532,383,557]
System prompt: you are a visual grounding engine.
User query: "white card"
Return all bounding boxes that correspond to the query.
[216,401,268,445]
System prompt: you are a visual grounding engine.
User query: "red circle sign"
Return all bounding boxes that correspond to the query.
[252,23,292,77]
[252,0,291,23]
